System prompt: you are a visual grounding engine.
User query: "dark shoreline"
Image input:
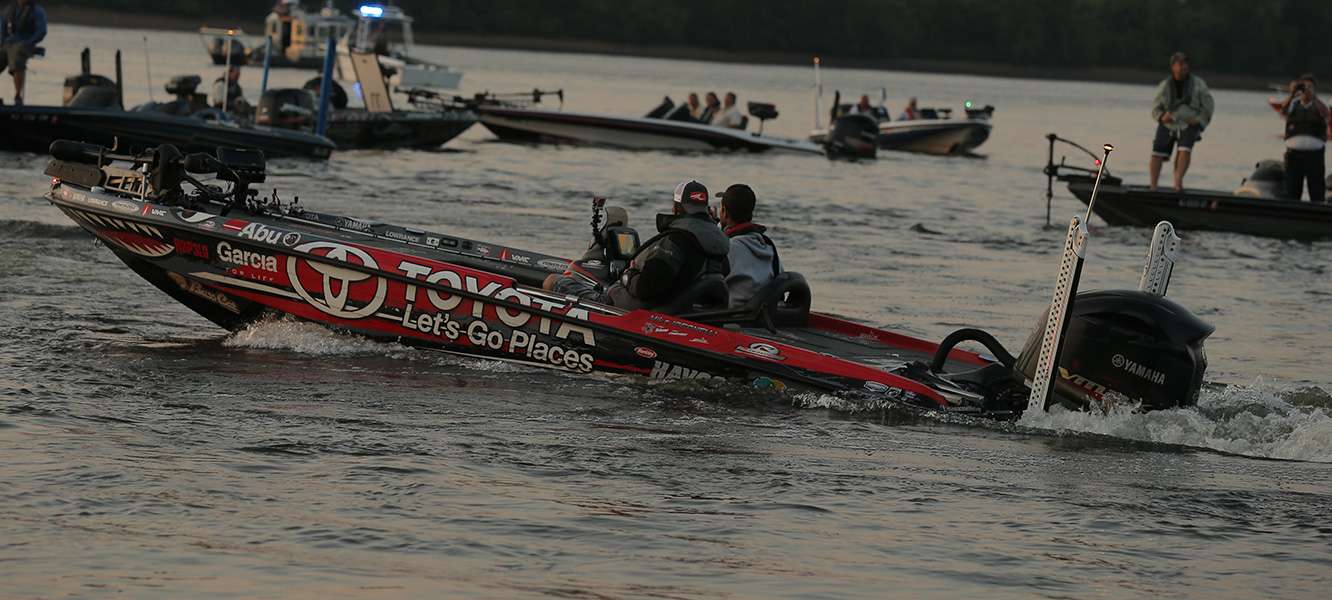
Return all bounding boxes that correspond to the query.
[50,7,1277,91]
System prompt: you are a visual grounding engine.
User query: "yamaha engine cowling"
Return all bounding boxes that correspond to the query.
[1014,290,1212,411]
[256,88,316,129]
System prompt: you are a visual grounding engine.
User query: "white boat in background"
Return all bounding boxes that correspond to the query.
[336,3,463,90]
[476,96,825,155]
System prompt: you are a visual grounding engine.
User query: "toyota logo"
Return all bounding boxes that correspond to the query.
[288,241,386,319]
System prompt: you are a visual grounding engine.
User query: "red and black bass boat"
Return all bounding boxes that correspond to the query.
[43,141,1213,417]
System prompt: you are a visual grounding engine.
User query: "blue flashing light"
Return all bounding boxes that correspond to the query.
[357,4,385,18]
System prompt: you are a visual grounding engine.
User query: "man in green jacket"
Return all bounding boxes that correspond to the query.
[1149,52,1215,192]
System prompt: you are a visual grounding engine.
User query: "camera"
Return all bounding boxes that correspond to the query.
[1294,82,1307,93]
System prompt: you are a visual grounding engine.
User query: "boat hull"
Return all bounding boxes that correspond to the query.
[877,119,991,155]
[1066,176,1332,240]
[325,108,477,149]
[0,106,334,159]
[48,184,992,409]
[479,107,824,155]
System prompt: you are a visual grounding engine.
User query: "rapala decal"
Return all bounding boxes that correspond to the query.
[1113,354,1166,385]
[650,361,717,381]
[635,346,658,359]
[173,238,210,259]
[736,342,785,361]
[217,241,279,273]
[167,272,240,313]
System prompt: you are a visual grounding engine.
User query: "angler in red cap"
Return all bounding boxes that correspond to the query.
[545,180,731,311]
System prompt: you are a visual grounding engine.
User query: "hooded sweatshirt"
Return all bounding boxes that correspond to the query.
[724,222,781,307]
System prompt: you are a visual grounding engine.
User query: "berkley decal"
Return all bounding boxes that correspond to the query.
[635,346,658,359]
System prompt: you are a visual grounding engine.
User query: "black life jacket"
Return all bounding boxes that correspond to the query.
[1286,101,1328,141]
[3,2,38,39]
[643,212,730,284]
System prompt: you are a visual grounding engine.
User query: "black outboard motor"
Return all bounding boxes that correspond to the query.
[256,88,316,129]
[208,37,248,66]
[1013,290,1212,411]
[1234,159,1286,199]
[63,48,117,108]
[824,113,878,160]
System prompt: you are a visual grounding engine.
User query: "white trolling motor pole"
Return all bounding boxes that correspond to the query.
[1027,143,1114,413]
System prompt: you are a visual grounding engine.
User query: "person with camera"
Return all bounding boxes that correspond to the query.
[1149,52,1214,192]
[1278,74,1329,202]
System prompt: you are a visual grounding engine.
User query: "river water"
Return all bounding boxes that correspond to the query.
[1,24,1330,599]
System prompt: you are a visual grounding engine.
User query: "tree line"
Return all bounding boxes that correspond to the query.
[45,0,1332,79]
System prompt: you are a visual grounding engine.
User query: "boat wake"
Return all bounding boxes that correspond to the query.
[222,319,407,356]
[1019,379,1332,463]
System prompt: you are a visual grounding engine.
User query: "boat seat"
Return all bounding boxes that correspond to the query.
[682,272,813,328]
[656,274,729,315]
[665,104,695,122]
[645,96,674,119]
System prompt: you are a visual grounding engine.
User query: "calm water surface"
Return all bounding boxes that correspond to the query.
[1,24,1330,599]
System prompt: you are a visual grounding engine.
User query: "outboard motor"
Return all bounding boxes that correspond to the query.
[1234,159,1286,199]
[1013,290,1212,411]
[142,75,208,116]
[301,77,348,110]
[208,37,248,66]
[824,113,878,160]
[63,48,117,107]
[256,88,316,129]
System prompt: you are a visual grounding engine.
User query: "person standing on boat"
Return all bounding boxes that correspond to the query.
[212,64,250,115]
[0,0,47,105]
[1149,52,1215,192]
[713,92,744,128]
[717,184,782,306]
[1278,74,1328,202]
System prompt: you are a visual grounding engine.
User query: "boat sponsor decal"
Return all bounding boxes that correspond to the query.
[222,219,248,232]
[111,200,139,213]
[634,346,658,359]
[175,209,216,225]
[337,217,374,233]
[735,342,785,362]
[537,258,570,273]
[425,236,441,247]
[288,241,388,319]
[234,222,301,247]
[1058,367,1107,400]
[499,248,533,266]
[649,361,717,381]
[864,380,890,393]
[279,242,598,365]
[167,272,241,313]
[173,238,210,260]
[647,314,715,336]
[474,244,494,257]
[1113,354,1166,385]
[69,191,110,208]
[217,241,279,273]
[689,337,709,345]
[140,205,168,218]
[383,229,421,244]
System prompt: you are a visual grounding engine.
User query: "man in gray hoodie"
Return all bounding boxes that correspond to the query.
[717,184,781,306]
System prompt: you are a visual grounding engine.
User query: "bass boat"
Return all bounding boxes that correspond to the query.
[1046,134,1332,240]
[43,141,1213,417]
[0,49,333,160]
